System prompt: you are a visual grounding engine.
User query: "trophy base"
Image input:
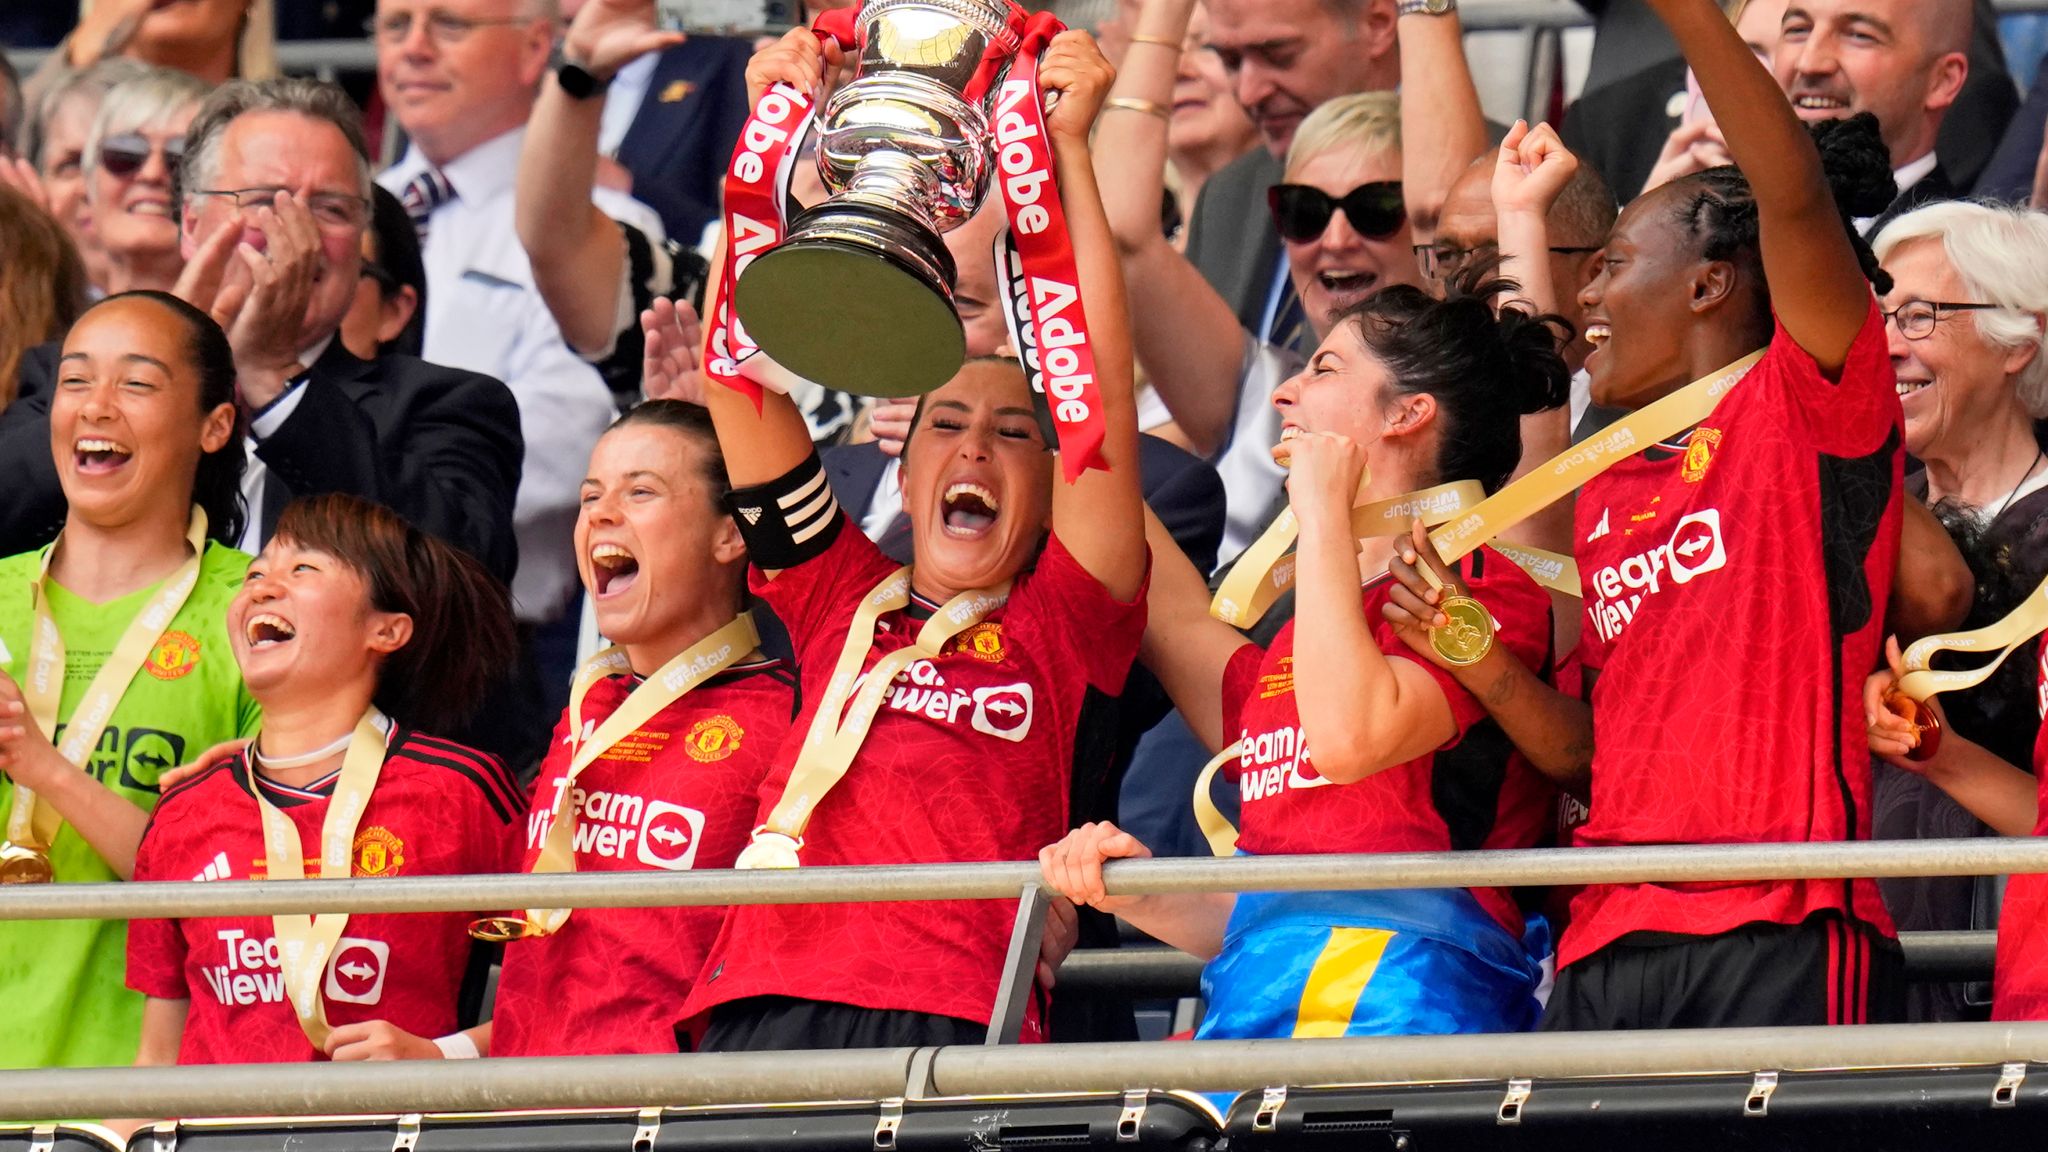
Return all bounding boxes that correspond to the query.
[735,203,965,398]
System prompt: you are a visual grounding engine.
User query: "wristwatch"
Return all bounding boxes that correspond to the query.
[552,45,611,99]
[1397,0,1457,15]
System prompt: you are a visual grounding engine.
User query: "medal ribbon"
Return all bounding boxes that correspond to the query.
[740,568,1008,866]
[1895,574,2048,702]
[515,614,760,935]
[7,508,208,863]
[1211,481,1486,627]
[1426,350,1766,568]
[993,12,1109,481]
[1191,741,1241,858]
[256,708,390,1050]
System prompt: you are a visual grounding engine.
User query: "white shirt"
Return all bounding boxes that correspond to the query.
[380,128,659,623]
[860,457,905,542]
[236,332,335,554]
[1214,334,1300,565]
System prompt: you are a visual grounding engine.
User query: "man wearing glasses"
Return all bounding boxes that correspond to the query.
[0,78,521,604]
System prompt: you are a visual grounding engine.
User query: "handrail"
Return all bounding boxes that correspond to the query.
[1,838,2041,921]
[2,1023,2045,1120]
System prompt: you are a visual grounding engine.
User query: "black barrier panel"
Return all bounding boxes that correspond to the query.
[1218,1064,2048,1152]
[121,1093,1223,1152]
[1,1126,120,1152]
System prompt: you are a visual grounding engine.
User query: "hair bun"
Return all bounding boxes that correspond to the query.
[1494,304,1574,417]
[1809,113,1896,220]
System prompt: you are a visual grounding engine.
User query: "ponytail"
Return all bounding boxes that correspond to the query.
[271,494,514,733]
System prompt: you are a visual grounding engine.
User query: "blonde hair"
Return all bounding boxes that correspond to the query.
[1873,201,2048,419]
[82,67,207,180]
[1284,91,1402,180]
[73,0,278,80]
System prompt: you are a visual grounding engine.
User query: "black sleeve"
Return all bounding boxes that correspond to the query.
[0,346,67,556]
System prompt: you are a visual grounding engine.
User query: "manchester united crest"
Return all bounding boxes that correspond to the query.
[1682,427,1723,484]
[144,631,201,680]
[955,621,1007,663]
[353,826,405,877]
[685,715,744,762]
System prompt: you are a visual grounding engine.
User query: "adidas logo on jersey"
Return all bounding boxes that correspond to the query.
[532,783,705,870]
[1587,508,1728,643]
[191,851,231,882]
[1236,724,1330,801]
[1587,507,1611,542]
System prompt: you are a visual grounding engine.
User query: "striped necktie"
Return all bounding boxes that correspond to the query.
[399,168,455,248]
[1268,274,1310,356]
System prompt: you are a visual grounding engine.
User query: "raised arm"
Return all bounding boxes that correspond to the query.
[673,28,850,489]
[1646,0,1869,372]
[1089,0,1248,456]
[1395,1,1488,243]
[516,0,684,358]
[1039,32,1147,603]
[1137,505,1252,751]
[1284,434,1457,784]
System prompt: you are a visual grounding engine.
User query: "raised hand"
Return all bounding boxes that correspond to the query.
[0,157,51,214]
[562,0,685,80]
[1640,117,1731,197]
[1274,430,1369,533]
[640,298,708,405]
[744,25,843,108]
[1038,820,1151,915]
[1381,520,1466,669]
[178,193,322,410]
[1864,634,1940,767]
[868,397,917,458]
[1492,120,1580,220]
[1036,30,1117,143]
[0,671,65,793]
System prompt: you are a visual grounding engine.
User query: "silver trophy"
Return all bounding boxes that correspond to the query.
[733,0,1025,397]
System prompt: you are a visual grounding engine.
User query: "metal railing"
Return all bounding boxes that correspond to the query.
[5,837,2046,920]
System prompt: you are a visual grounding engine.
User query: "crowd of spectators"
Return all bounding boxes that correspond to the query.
[1,0,2047,1098]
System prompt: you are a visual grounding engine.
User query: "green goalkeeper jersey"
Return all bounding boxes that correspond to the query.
[0,542,261,1068]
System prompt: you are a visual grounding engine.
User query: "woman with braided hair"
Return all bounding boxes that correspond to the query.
[1385,0,1914,1030]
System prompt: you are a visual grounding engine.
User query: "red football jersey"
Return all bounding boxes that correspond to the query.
[1561,304,1903,968]
[682,519,1147,1034]
[127,731,523,1063]
[1219,546,1557,934]
[490,660,795,1056]
[1992,644,2048,1020]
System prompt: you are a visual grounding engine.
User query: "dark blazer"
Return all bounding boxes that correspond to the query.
[822,432,1227,576]
[1867,163,1959,240]
[1564,0,2016,198]
[0,340,523,582]
[613,36,755,249]
[1183,148,1287,335]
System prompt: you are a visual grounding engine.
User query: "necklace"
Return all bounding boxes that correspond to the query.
[1991,448,2046,523]
[252,728,355,771]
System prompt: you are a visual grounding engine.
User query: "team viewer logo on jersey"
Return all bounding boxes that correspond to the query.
[352,827,405,876]
[970,684,1034,742]
[1238,723,1329,801]
[145,631,201,680]
[1682,428,1723,483]
[324,938,390,1005]
[636,801,705,869]
[685,715,743,762]
[1588,508,1729,643]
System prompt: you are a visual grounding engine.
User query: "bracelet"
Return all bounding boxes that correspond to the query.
[1128,34,1182,49]
[1105,97,1172,120]
[433,1031,481,1060]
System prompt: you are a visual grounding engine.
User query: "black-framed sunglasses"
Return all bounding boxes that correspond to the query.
[1267,181,1406,244]
[1413,241,1604,282]
[1882,300,2000,341]
[98,133,184,179]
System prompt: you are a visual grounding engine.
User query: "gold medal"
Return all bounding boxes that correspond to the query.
[0,842,53,885]
[1430,595,1495,667]
[1880,688,1942,763]
[467,914,548,943]
[734,829,803,870]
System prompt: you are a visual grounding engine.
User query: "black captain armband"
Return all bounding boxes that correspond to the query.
[723,452,843,568]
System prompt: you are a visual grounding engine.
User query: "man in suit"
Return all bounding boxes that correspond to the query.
[1566,0,2011,209]
[1183,0,1401,344]
[605,32,753,250]
[0,77,522,583]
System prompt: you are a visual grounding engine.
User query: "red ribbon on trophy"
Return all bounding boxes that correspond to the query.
[993,12,1109,480]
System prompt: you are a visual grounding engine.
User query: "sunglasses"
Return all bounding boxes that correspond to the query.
[98,133,185,180]
[1267,181,1406,244]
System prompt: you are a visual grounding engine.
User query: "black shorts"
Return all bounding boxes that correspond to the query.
[697,995,989,1051]
[1541,914,1904,1030]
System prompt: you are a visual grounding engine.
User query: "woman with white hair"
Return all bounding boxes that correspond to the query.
[84,69,206,295]
[1867,199,2048,1022]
